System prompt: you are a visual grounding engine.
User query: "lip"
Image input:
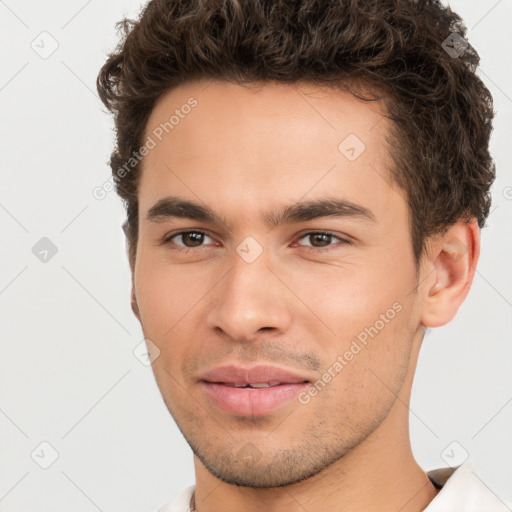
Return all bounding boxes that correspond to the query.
[200,364,310,385]
[199,364,311,416]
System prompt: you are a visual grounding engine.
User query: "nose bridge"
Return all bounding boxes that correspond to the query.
[206,241,291,341]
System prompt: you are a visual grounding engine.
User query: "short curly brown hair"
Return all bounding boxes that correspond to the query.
[97,0,496,273]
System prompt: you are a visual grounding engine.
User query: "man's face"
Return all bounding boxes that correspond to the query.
[133,80,427,487]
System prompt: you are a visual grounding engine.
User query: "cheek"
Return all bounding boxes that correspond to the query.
[307,304,414,431]
[304,264,415,391]
[290,260,406,333]
[134,253,209,337]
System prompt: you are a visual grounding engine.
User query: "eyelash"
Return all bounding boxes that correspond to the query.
[160,230,351,255]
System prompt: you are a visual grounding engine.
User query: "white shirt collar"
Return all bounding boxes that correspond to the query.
[157,462,511,511]
[424,461,511,511]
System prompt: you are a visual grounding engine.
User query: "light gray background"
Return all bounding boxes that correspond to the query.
[0,1,511,511]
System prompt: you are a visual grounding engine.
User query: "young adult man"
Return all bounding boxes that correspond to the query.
[97,0,509,510]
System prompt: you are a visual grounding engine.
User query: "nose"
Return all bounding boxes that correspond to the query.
[205,249,293,343]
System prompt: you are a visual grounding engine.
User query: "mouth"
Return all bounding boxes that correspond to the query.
[199,364,311,416]
[219,380,307,388]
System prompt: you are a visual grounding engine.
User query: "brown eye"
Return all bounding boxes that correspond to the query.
[164,231,214,249]
[179,232,205,247]
[297,231,346,249]
[307,233,332,247]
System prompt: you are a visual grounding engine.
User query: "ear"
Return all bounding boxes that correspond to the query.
[131,282,141,322]
[420,218,480,328]
[123,219,140,321]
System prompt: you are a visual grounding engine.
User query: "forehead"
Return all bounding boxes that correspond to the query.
[139,79,405,227]
[144,79,389,154]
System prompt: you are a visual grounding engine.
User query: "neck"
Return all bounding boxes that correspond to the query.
[193,333,439,512]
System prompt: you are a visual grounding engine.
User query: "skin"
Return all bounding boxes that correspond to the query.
[130,79,479,512]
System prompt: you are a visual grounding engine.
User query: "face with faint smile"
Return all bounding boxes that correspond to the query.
[131,79,432,488]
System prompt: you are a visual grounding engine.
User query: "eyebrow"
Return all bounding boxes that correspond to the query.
[146,195,376,227]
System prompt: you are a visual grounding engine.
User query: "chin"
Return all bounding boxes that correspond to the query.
[191,438,349,488]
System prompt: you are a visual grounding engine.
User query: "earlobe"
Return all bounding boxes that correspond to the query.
[421,219,480,329]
